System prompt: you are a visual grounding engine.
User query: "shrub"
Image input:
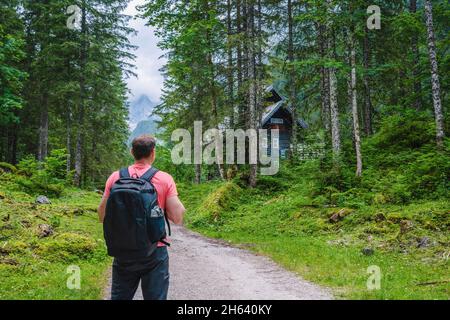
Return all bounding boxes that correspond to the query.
[305,111,449,205]
[190,182,241,227]
[369,110,434,151]
[14,150,68,197]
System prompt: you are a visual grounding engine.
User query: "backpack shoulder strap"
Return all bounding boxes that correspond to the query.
[119,167,130,179]
[140,166,171,237]
[140,167,159,182]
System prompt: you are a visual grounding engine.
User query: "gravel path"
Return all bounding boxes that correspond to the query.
[104,225,332,300]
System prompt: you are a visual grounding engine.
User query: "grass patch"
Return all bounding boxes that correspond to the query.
[0,172,110,300]
[179,178,450,300]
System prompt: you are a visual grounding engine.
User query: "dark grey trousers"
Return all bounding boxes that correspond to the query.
[111,247,169,300]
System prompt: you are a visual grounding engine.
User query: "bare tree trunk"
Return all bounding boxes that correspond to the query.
[410,0,422,110]
[74,1,87,186]
[66,109,72,175]
[329,70,341,156]
[362,27,373,135]
[349,32,362,177]
[317,22,330,133]
[327,0,341,158]
[287,0,298,157]
[204,0,225,180]
[8,123,18,164]
[242,0,249,130]
[236,0,244,129]
[210,79,225,180]
[195,164,201,184]
[38,92,49,162]
[226,0,235,128]
[424,0,444,148]
[74,118,84,186]
[247,0,257,188]
[255,0,263,128]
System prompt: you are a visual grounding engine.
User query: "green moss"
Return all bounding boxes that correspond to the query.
[36,233,97,262]
[0,162,17,173]
[190,182,242,227]
[0,173,109,299]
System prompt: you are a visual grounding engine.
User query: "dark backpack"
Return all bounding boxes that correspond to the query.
[103,167,171,260]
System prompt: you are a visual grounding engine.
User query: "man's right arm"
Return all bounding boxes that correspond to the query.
[166,196,185,225]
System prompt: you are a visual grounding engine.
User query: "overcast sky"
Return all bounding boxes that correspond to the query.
[124,0,165,103]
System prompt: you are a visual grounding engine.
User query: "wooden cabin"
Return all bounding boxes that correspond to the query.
[260,86,308,158]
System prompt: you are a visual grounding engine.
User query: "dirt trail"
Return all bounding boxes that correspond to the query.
[104,225,332,300]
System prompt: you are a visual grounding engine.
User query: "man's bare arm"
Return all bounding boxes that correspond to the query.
[97,196,107,223]
[166,196,185,225]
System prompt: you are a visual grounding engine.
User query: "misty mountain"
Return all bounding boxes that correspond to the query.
[128,94,162,143]
[128,94,157,130]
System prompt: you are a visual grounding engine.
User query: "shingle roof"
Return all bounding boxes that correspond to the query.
[261,86,308,129]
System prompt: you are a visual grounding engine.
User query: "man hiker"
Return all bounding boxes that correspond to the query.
[98,134,186,300]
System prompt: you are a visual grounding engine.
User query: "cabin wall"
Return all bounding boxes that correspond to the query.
[262,108,293,158]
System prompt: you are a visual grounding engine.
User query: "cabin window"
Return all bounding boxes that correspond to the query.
[270,118,284,124]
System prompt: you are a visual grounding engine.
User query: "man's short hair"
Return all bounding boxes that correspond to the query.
[131,135,156,160]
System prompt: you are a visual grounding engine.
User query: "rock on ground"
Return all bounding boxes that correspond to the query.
[36,195,51,204]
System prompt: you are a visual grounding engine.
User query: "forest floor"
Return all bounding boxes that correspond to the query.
[1,170,448,300]
[179,181,450,300]
[0,176,110,299]
[103,224,332,300]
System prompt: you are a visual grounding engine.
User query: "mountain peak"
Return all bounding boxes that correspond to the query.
[128,94,157,131]
[135,94,152,105]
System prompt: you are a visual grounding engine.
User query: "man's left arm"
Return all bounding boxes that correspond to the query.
[97,196,108,223]
[98,173,115,223]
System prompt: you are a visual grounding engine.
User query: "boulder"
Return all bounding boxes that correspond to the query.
[36,195,51,205]
[361,247,374,256]
[400,220,413,234]
[417,236,430,248]
[329,208,352,223]
[37,224,54,238]
[374,212,386,222]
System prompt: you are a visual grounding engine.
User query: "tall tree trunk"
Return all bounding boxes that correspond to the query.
[236,0,244,129]
[226,0,235,127]
[195,164,201,184]
[287,0,298,158]
[209,63,225,180]
[204,1,225,181]
[242,0,249,131]
[327,0,341,158]
[10,125,18,165]
[255,0,263,128]
[329,68,341,157]
[362,27,373,135]
[410,0,422,110]
[424,0,444,147]
[7,123,18,164]
[38,92,49,162]
[74,1,87,186]
[349,31,362,177]
[247,0,257,188]
[317,22,330,133]
[66,108,72,175]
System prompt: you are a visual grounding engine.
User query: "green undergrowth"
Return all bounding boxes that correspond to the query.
[179,163,449,299]
[0,171,109,300]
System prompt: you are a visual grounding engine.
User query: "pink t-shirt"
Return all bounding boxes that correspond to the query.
[103,163,178,246]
